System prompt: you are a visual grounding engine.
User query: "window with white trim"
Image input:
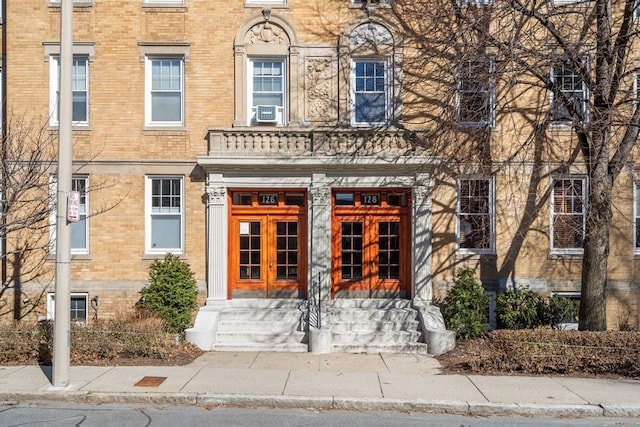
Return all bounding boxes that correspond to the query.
[551,177,586,252]
[49,176,89,254]
[50,55,89,126]
[634,182,640,253]
[145,57,184,126]
[249,59,286,126]
[550,60,588,122]
[457,58,495,127]
[351,59,389,126]
[146,176,184,254]
[457,178,494,253]
[47,293,89,323]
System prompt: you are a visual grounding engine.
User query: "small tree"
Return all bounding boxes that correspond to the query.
[442,268,490,340]
[139,254,198,334]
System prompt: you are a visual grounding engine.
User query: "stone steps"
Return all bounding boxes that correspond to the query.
[212,301,307,352]
[328,303,428,354]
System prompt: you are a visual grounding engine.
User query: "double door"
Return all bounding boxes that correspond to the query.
[331,190,410,298]
[229,191,306,298]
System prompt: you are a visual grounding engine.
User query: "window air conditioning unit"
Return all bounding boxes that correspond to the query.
[256,105,278,123]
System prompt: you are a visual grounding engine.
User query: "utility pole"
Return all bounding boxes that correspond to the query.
[52,0,73,388]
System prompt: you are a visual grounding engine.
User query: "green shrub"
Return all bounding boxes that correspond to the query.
[139,254,199,333]
[548,295,580,329]
[442,268,490,340]
[496,287,550,329]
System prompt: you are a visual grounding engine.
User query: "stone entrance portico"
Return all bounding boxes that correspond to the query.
[186,128,455,355]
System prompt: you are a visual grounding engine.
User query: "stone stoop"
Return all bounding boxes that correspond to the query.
[210,299,308,352]
[328,299,429,354]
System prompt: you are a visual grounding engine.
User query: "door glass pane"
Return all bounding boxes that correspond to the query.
[239,221,260,280]
[341,221,363,280]
[378,221,400,279]
[275,221,298,280]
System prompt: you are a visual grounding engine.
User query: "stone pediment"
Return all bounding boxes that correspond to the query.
[246,21,290,46]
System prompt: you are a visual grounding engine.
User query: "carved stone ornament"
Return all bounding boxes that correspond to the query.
[247,19,288,45]
[349,22,393,48]
[310,186,331,207]
[207,186,226,205]
[306,58,333,119]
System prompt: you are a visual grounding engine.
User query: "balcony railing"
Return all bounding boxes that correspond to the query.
[206,127,426,158]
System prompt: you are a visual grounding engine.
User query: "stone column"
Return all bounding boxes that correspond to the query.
[309,177,331,305]
[205,178,228,303]
[412,176,433,303]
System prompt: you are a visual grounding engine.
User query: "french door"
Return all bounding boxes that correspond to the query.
[331,190,410,298]
[229,191,306,298]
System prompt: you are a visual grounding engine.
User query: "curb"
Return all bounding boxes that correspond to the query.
[3,392,639,418]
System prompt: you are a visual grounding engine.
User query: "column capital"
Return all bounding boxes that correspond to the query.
[310,185,330,207]
[206,185,226,206]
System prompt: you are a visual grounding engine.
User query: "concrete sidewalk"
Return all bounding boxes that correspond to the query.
[1,352,639,418]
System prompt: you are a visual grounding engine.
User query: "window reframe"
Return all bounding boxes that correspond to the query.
[247,57,287,126]
[144,56,185,127]
[49,55,90,127]
[550,59,589,124]
[145,175,185,255]
[49,175,90,255]
[550,176,587,254]
[456,177,495,254]
[350,57,391,127]
[47,292,89,324]
[456,58,496,128]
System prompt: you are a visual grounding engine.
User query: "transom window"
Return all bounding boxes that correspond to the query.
[146,176,184,253]
[50,55,89,126]
[457,59,495,127]
[351,59,388,125]
[551,177,586,252]
[249,59,286,125]
[145,57,184,126]
[551,60,588,122]
[457,178,494,253]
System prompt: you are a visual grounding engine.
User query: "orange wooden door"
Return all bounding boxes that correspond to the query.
[230,215,305,298]
[331,214,408,298]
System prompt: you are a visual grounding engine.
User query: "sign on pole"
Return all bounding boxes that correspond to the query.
[67,191,80,222]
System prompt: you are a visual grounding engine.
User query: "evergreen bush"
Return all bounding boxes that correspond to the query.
[139,254,199,334]
[442,268,490,340]
[495,287,550,329]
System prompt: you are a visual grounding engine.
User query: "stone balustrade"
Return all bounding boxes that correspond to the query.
[207,127,425,157]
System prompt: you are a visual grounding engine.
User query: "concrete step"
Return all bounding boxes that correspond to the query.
[329,308,417,322]
[331,330,422,345]
[216,319,302,333]
[211,343,309,352]
[331,342,430,355]
[330,319,419,333]
[215,330,307,344]
[330,299,412,309]
[219,308,304,322]
[225,298,305,310]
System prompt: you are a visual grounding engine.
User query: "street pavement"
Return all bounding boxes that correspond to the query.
[0,351,639,418]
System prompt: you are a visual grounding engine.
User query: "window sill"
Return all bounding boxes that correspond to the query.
[548,251,583,260]
[348,2,391,9]
[49,1,93,8]
[143,252,186,260]
[47,253,91,260]
[142,126,188,133]
[454,250,496,259]
[48,125,93,132]
[143,2,188,10]
[244,2,289,8]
